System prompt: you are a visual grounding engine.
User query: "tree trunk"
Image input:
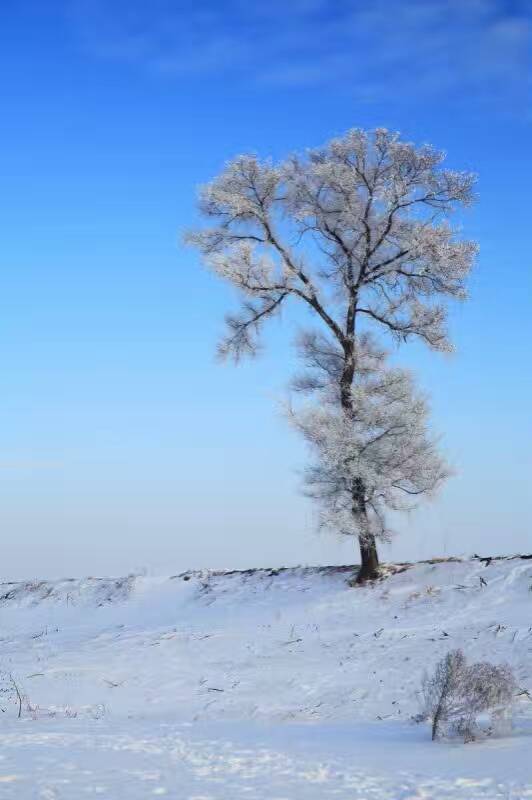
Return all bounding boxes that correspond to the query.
[431,711,439,741]
[356,533,380,583]
[352,476,380,584]
[340,339,380,584]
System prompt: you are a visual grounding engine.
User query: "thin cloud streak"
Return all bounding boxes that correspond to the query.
[68,0,530,103]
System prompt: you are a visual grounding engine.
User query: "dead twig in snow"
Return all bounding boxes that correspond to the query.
[9,674,23,719]
[103,678,124,688]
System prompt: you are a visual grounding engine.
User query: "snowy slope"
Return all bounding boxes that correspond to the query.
[0,557,531,798]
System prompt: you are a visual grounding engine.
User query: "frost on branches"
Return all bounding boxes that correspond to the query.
[187,128,477,581]
[288,332,449,546]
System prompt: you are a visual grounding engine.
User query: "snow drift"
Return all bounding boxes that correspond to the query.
[0,557,531,798]
[0,557,530,724]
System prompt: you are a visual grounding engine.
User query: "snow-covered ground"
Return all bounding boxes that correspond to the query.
[0,557,531,798]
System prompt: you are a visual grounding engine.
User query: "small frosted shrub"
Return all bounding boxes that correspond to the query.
[421,649,515,742]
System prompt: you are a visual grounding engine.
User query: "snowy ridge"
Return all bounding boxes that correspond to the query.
[0,557,531,797]
[1,557,531,722]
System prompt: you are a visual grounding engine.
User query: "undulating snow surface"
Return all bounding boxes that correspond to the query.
[0,558,531,798]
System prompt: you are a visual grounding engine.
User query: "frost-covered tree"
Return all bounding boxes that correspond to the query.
[288,333,449,579]
[422,649,515,742]
[187,128,477,581]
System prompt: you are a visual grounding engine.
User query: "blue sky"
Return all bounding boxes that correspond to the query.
[1,0,530,578]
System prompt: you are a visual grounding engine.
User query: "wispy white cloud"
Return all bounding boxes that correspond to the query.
[67,0,530,102]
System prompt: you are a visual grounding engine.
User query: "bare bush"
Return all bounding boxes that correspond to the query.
[421,649,515,741]
[0,672,29,719]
